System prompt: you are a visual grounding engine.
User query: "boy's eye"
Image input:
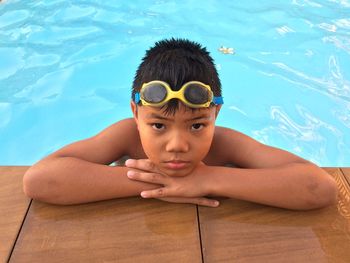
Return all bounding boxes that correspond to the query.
[191,123,204,131]
[152,123,165,130]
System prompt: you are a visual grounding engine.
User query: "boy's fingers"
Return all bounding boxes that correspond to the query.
[141,188,168,198]
[157,197,220,207]
[192,197,220,207]
[125,159,159,173]
[127,171,165,185]
[139,187,220,208]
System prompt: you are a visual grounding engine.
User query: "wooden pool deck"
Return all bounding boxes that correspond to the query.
[1,166,349,263]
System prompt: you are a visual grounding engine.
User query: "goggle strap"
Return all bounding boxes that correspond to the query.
[134,92,141,104]
[213,96,224,105]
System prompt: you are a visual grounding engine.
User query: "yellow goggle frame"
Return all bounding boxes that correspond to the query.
[134,80,223,108]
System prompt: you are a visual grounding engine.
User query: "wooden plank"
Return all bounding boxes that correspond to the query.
[340,168,350,186]
[0,166,31,263]
[199,168,350,263]
[10,197,202,263]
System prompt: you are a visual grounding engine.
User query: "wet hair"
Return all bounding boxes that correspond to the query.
[132,38,222,114]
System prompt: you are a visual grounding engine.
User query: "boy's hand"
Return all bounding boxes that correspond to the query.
[125,159,219,207]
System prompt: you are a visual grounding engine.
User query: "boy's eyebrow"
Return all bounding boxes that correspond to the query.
[146,113,212,122]
[146,113,171,120]
[187,115,212,122]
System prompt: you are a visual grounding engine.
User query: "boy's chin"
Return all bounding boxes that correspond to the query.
[157,164,196,177]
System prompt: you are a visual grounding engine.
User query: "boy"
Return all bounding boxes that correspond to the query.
[23,38,337,210]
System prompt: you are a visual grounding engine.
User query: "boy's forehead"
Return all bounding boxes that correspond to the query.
[139,105,215,120]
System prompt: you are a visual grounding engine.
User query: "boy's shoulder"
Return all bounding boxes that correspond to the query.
[211,125,308,168]
[207,126,265,167]
[88,118,146,163]
[101,118,137,141]
[111,117,137,131]
[212,126,253,149]
[44,118,143,165]
[105,118,145,157]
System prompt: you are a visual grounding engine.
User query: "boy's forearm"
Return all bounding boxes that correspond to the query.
[23,157,159,205]
[206,163,337,210]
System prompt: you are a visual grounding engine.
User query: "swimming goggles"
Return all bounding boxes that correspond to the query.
[134,80,223,108]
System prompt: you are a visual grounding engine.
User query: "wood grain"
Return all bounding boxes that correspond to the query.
[198,168,350,263]
[340,168,350,186]
[10,197,201,263]
[6,167,350,262]
[0,166,31,263]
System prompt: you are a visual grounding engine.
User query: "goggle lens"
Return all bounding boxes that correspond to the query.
[142,83,167,103]
[184,84,210,104]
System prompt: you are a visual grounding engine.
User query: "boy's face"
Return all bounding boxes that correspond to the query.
[131,101,221,177]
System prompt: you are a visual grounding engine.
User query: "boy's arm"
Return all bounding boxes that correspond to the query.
[207,127,338,209]
[126,160,336,210]
[206,162,337,210]
[126,127,337,210]
[24,157,160,205]
[23,119,159,205]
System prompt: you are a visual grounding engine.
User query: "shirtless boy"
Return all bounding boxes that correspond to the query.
[23,38,337,210]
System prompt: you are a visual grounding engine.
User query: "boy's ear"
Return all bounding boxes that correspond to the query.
[130,100,138,121]
[215,105,222,118]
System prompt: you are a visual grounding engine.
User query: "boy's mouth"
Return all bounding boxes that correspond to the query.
[164,160,190,170]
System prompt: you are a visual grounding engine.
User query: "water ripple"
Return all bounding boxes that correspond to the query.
[0,0,349,165]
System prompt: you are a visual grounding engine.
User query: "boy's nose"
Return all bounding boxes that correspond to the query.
[165,132,189,153]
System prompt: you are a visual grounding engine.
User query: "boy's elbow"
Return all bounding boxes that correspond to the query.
[23,167,60,204]
[318,177,338,207]
[23,167,38,199]
[305,170,338,210]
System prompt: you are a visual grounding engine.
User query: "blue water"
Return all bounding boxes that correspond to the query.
[0,0,349,166]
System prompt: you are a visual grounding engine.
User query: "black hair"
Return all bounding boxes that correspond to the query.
[132,38,222,114]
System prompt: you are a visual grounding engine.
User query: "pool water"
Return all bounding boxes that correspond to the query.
[0,0,349,166]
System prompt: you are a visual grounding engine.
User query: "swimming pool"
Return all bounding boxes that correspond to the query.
[0,0,349,166]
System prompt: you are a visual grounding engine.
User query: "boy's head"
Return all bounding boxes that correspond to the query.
[132,38,222,114]
[131,38,223,177]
